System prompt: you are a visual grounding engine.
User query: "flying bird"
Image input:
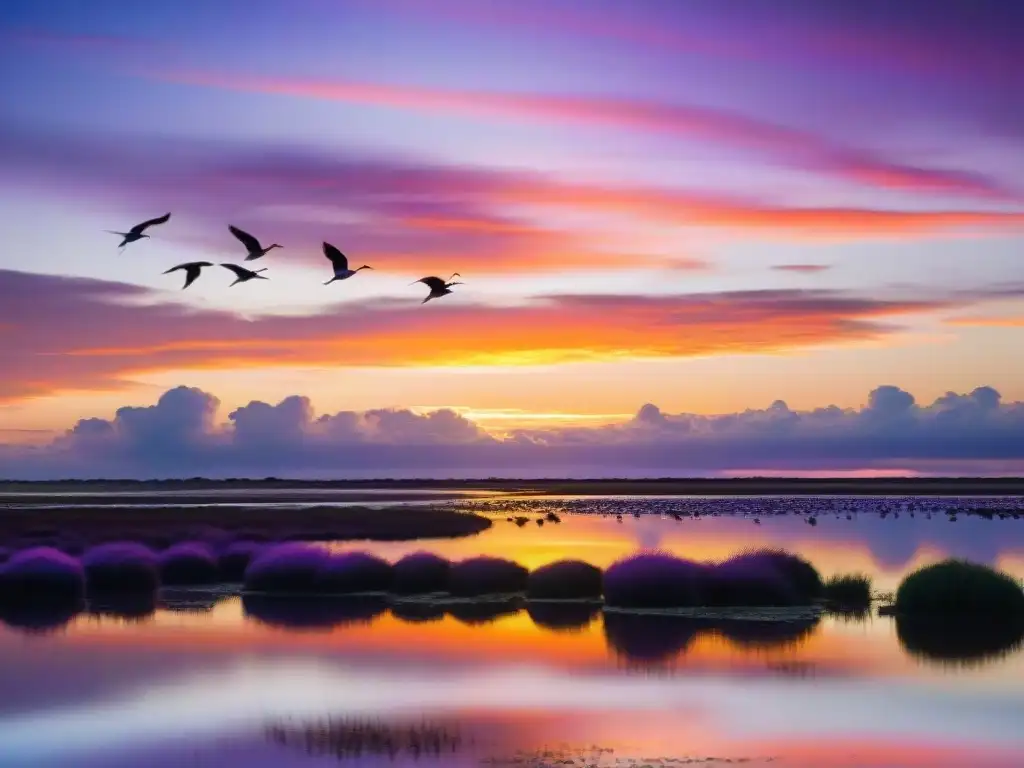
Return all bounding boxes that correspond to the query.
[106,212,171,250]
[221,263,269,286]
[412,273,462,304]
[163,261,213,290]
[322,242,373,284]
[228,225,282,260]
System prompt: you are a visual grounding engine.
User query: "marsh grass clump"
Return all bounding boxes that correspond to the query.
[527,559,602,600]
[391,552,450,594]
[823,573,872,610]
[242,594,387,631]
[217,541,266,582]
[448,556,528,597]
[724,549,822,602]
[316,552,393,594]
[0,547,86,607]
[602,552,703,609]
[87,592,158,622]
[244,543,332,594]
[159,542,219,585]
[895,559,1024,617]
[703,557,798,607]
[81,542,160,595]
[527,601,600,633]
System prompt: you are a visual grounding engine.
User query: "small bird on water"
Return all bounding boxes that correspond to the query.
[413,273,463,304]
[228,225,282,261]
[163,261,213,290]
[322,242,373,284]
[106,212,171,251]
[221,263,269,286]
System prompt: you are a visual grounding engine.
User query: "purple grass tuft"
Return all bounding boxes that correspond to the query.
[602,612,698,663]
[159,542,219,586]
[82,542,160,594]
[527,602,600,633]
[447,599,521,626]
[448,556,528,597]
[218,541,266,582]
[724,548,822,602]
[244,543,333,594]
[315,551,394,594]
[602,552,704,609]
[0,547,85,606]
[527,559,602,600]
[392,552,450,594]
[242,594,387,631]
[703,557,799,607]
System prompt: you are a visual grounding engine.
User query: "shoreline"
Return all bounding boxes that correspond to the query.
[2,476,1024,498]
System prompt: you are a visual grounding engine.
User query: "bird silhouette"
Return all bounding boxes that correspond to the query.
[322,242,373,284]
[106,212,171,251]
[413,273,462,304]
[221,263,269,286]
[228,225,282,260]
[163,261,213,290]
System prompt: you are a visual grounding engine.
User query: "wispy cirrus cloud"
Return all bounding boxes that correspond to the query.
[0,269,964,402]
[157,68,1014,201]
[3,126,1023,268]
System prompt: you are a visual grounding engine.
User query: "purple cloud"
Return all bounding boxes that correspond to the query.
[2,383,1023,479]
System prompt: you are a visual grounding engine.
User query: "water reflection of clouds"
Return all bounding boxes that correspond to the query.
[0,660,1022,766]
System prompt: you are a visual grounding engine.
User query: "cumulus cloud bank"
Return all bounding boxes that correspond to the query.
[1,384,1021,479]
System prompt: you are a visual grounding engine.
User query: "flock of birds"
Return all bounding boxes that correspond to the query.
[107,212,465,303]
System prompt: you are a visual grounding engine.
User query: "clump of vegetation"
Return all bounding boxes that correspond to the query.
[603,552,704,609]
[87,593,158,622]
[703,557,798,607]
[895,559,1024,616]
[448,556,528,597]
[724,549,822,602]
[316,552,394,594]
[823,573,872,611]
[527,559,602,600]
[244,543,332,594]
[217,541,266,582]
[714,617,820,649]
[159,542,220,585]
[526,602,600,633]
[391,552,450,594]
[81,542,161,594]
[0,547,85,606]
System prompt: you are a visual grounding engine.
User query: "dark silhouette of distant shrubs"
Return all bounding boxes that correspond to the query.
[703,556,798,607]
[242,594,387,630]
[527,601,600,632]
[896,613,1024,667]
[159,542,219,585]
[81,542,160,594]
[723,549,821,602]
[392,552,450,594]
[88,592,158,621]
[823,573,872,610]
[895,560,1024,617]
[0,547,85,607]
[448,556,528,597]
[316,552,393,594]
[217,541,265,582]
[527,559,602,600]
[244,543,332,593]
[603,553,703,608]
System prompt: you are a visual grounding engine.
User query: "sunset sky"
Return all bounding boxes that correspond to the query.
[2,0,1024,477]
